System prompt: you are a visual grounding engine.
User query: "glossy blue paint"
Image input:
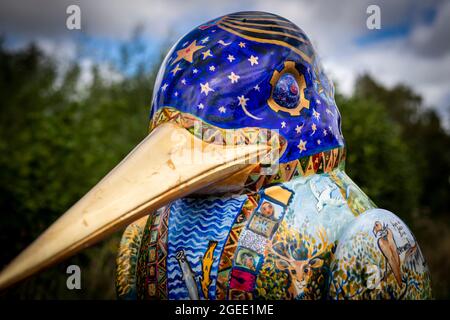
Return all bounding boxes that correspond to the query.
[150,11,344,162]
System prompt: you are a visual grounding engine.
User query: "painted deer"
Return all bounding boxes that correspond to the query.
[269,228,331,299]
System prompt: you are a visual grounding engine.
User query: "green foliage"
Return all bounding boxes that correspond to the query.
[337,95,421,219]
[353,75,450,217]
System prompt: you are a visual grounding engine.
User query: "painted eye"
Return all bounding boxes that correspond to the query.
[273,73,300,109]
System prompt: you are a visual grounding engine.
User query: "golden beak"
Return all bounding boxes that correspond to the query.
[0,122,276,290]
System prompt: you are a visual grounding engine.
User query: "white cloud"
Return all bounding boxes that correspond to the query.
[407,1,450,57]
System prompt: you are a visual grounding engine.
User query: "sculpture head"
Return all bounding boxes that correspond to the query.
[150,11,344,164]
[373,221,388,237]
[0,11,345,290]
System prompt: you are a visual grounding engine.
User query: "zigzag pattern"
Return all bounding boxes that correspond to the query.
[216,195,258,299]
[134,207,170,299]
[151,107,345,193]
[150,107,284,150]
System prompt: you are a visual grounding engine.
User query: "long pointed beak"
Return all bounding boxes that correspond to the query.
[0,122,274,290]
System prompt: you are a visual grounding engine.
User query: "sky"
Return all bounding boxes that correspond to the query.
[1,0,449,126]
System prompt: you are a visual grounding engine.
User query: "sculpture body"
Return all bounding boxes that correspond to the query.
[116,167,431,300]
[115,12,432,300]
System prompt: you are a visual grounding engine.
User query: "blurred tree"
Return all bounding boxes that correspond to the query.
[353,75,450,217]
[337,94,420,220]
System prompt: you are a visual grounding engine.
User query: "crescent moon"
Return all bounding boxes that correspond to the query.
[241,104,263,120]
[218,40,231,46]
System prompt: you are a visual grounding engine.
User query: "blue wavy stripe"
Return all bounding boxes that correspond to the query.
[171,217,233,229]
[170,279,184,287]
[167,195,246,300]
[171,223,231,235]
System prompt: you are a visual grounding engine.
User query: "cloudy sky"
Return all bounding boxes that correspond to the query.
[1,0,449,125]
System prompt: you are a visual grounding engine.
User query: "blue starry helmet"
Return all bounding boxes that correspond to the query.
[150,11,344,165]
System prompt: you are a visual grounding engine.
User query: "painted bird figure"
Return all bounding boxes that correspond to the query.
[373,221,402,286]
[0,11,432,300]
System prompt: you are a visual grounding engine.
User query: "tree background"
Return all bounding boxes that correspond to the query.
[0,40,449,299]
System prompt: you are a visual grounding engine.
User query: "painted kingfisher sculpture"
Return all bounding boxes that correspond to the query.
[0,11,431,300]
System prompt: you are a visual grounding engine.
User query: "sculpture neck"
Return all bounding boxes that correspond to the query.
[243,146,346,193]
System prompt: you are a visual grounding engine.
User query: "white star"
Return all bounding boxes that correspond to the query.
[328,125,332,131]
[174,92,178,97]
[227,54,235,62]
[323,129,327,136]
[181,79,187,85]
[218,106,226,113]
[238,42,246,48]
[161,83,168,91]
[317,139,321,145]
[297,140,307,153]
[200,82,214,96]
[238,95,249,107]
[197,103,205,109]
[313,109,320,120]
[316,99,321,105]
[228,72,240,84]
[281,121,286,128]
[248,55,259,66]
[209,65,216,71]
[200,36,209,44]
[254,84,260,91]
[202,49,213,60]
[295,124,303,134]
[193,68,198,74]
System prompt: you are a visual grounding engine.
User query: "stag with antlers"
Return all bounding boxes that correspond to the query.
[264,224,335,299]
